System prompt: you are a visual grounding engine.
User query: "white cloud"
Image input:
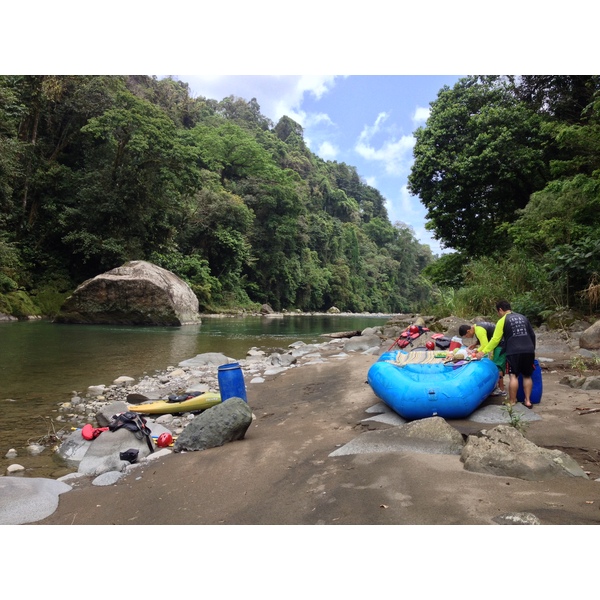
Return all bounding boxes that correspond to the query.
[355,134,415,176]
[317,141,339,160]
[179,75,340,124]
[283,109,335,131]
[297,75,339,100]
[412,106,430,125]
[354,112,415,175]
[386,184,421,225]
[276,105,307,126]
[304,112,335,127]
[357,112,390,142]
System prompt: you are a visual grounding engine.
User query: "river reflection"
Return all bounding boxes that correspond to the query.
[0,314,389,471]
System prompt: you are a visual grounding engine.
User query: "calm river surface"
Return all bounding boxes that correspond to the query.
[0,314,389,477]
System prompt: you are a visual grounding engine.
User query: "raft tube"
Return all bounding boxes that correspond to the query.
[367,351,498,420]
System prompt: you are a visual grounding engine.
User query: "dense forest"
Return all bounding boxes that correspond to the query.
[409,75,600,322]
[1,75,599,322]
[0,75,432,317]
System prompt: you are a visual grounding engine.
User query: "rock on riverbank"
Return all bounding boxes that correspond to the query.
[55,260,201,325]
[52,334,381,440]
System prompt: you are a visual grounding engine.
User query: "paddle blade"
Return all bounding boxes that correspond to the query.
[127,393,150,404]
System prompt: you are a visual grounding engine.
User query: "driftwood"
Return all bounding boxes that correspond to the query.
[576,407,600,415]
[320,330,362,339]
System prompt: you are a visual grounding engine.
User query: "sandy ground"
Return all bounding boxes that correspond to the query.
[14,345,599,598]
[32,351,600,526]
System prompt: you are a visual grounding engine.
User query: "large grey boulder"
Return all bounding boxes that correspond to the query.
[178,352,234,368]
[55,260,200,326]
[330,416,464,457]
[579,319,600,349]
[96,401,130,427]
[343,334,382,353]
[396,416,465,452]
[77,428,154,476]
[173,397,253,452]
[269,352,297,367]
[560,374,600,390]
[260,303,274,314]
[55,430,93,467]
[461,425,589,481]
[64,419,170,476]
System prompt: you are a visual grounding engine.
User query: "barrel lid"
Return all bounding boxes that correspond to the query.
[218,362,240,370]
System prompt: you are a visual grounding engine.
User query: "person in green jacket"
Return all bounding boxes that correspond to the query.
[475,300,537,408]
[458,322,506,395]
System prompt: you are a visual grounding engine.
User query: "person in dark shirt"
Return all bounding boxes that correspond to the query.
[476,300,536,408]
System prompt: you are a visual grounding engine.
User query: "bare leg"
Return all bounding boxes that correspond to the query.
[498,372,505,392]
[523,376,533,407]
[508,373,519,405]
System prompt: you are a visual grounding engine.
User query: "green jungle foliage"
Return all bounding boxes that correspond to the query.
[0,75,431,316]
[410,75,600,322]
[2,75,600,323]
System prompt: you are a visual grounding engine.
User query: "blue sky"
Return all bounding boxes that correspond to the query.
[175,74,462,255]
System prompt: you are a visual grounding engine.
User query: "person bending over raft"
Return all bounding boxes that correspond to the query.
[475,300,537,408]
[458,322,506,396]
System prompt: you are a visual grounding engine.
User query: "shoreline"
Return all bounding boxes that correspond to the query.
[7,327,383,480]
[3,318,600,533]
[0,309,397,322]
[6,313,594,476]
[4,313,596,483]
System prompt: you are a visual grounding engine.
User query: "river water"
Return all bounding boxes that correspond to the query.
[0,314,389,478]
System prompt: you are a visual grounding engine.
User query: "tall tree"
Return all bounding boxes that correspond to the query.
[408,76,551,255]
[512,75,600,124]
[0,78,24,222]
[55,89,193,276]
[506,91,600,304]
[190,121,273,185]
[8,76,123,231]
[217,96,273,131]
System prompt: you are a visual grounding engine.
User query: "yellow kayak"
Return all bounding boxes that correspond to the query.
[128,392,221,414]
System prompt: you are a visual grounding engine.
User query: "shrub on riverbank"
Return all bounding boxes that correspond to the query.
[0,290,41,318]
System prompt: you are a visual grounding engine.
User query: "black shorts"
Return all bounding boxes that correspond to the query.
[506,353,535,377]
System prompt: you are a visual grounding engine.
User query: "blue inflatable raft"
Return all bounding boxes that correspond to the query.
[367,350,499,420]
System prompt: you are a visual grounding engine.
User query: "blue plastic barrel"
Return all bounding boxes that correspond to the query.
[517,359,543,404]
[217,362,247,403]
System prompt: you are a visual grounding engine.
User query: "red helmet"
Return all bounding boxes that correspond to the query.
[156,432,173,448]
[409,325,420,334]
[426,341,435,350]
